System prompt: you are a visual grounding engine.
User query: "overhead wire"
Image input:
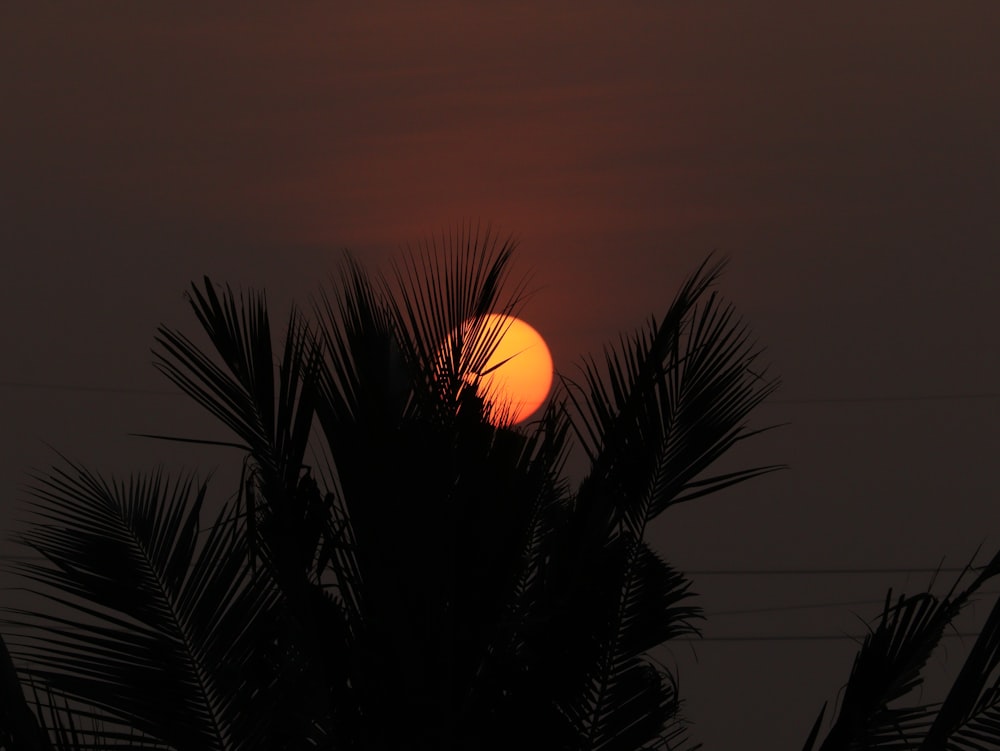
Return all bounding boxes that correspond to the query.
[687,567,979,575]
[674,632,986,643]
[707,591,1000,618]
[769,392,1000,405]
[0,380,178,397]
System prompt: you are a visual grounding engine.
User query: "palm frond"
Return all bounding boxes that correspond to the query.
[25,683,169,751]
[556,534,701,751]
[0,630,52,750]
[566,255,781,543]
[6,460,284,750]
[944,700,1000,751]
[923,552,1000,749]
[529,256,775,750]
[303,231,588,748]
[816,590,953,750]
[386,223,529,424]
[802,703,828,751]
[153,277,341,658]
[947,693,1000,751]
[615,543,700,660]
[585,657,680,751]
[308,230,529,606]
[814,559,1000,751]
[313,252,401,433]
[153,278,320,498]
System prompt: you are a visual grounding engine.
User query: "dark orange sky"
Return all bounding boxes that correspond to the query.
[3,3,1000,747]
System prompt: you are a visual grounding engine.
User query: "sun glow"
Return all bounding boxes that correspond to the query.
[443,314,554,425]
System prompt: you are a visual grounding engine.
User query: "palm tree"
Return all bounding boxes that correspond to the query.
[1,225,780,750]
[801,554,1000,751]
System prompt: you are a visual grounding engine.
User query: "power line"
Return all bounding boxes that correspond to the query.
[687,567,978,576]
[1,572,989,644]
[709,590,1000,618]
[4,554,996,642]
[675,632,985,643]
[0,380,179,397]
[2,608,977,645]
[768,393,1000,405]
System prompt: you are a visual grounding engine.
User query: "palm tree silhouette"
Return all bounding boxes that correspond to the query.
[1,226,781,750]
[800,555,1000,751]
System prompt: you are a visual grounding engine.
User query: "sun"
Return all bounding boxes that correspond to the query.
[444,314,554,425]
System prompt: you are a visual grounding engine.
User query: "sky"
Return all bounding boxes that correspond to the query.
[3,3,1000,748]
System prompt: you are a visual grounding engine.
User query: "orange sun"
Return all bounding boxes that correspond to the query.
[443,314,554,425]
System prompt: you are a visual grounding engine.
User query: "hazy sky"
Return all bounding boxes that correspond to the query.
[3,3,1000,747]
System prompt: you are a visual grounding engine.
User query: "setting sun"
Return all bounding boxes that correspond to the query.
[446,314,554,425]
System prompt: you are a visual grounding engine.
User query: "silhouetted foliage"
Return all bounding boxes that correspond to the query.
[801,555,1000,751]
[1,226,782,749]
